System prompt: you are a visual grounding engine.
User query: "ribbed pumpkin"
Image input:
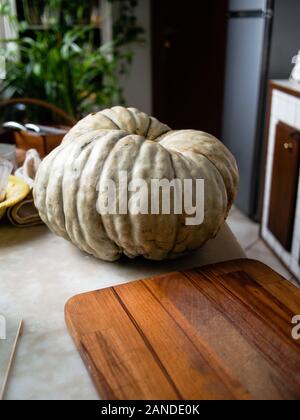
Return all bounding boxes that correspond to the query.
[33,106,239,261]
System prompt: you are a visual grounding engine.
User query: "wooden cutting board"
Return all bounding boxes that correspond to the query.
[65,259,300,400]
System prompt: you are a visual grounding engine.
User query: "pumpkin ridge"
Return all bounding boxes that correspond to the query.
[177,154,226,254]
[45,143,71,239]
[158,131,235,214]
[143,117,152,139]
[62,134,100,247]
[188,150,230,211]
[109,135,147,258]
[99,110,122,130]
[164,149,180,256]
[101,107,135,132]
[112,106,138,133]
[146,117,171,140]
[96,134,138,255]
[78,131,126,260]
[62,115,120,146]
[128,107,151,137]
[164,151,198,256]
[37,144,67,231]
[63,136,98,253]
[122,142,143,257]
[130,140,176,259]
[97,113,120,130]
[46,137,84,238]
[187,141,237,211]
[75,139,104,253]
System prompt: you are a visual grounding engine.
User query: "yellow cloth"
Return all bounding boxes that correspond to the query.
[0,176,30,220]
[1,150,43,227]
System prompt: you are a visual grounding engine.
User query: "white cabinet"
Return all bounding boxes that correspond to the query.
[262,80,300,280]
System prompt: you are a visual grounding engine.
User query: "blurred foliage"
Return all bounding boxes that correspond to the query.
[0,0,144,119]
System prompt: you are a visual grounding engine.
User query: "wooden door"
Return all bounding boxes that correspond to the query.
[151,0,228,137]
[268,121,300,251]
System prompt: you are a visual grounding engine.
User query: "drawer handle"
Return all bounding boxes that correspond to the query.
[284,142,293,150]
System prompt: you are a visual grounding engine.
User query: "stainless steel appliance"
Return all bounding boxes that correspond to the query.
[222,0,300,219]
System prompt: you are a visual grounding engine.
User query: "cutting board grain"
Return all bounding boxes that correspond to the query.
[65,259,300,400]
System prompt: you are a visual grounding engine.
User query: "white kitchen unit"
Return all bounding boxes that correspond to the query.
[262,80,300,281]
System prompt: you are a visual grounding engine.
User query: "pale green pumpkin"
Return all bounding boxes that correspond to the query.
[33,106,239,261]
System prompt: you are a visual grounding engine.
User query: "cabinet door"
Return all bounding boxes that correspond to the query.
[268,121,300,251]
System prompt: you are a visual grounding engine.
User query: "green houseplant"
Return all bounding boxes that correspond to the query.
[0,0,144,119]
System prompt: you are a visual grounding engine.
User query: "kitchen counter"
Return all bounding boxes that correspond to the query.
[0,223,245,400]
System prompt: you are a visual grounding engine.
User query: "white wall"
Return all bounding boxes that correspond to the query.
[119,0,152,115]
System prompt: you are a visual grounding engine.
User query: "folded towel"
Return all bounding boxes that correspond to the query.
[7,149,43,227]
[7,192,43,227]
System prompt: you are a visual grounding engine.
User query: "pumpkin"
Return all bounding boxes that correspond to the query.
[33,106,238,261]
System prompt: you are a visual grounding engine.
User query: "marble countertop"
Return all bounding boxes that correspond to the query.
[0,223,245,400]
